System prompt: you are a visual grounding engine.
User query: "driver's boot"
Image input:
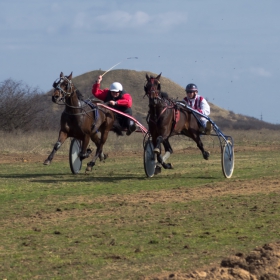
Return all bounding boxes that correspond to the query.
[205,121,212,135]
[126,120,137,135]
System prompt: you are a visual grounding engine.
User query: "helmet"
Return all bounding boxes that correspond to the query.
[109,82,123,92]
[186,83,198,91]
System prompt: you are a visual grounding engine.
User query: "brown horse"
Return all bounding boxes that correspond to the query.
[44,72,122,172]
[144,73,210,173]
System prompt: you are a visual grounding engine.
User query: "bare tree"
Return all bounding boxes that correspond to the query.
[0,79,48,132]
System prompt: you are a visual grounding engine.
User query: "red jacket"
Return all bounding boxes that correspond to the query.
[92,83,132,108]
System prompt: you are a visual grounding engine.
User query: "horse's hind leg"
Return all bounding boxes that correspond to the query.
[191,132,210,160]
[43,131,68,165]
[89,133,108,162]
[86,130,109,172]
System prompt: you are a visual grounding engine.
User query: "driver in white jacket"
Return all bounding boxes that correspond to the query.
[183,83,212,134]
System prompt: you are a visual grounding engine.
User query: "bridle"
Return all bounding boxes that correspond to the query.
[52,74,100,119]
[52,76,75,103]
[145,77,175,125]
[145,78,161,100]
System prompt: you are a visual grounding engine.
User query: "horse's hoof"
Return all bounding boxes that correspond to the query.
[43,160,51,165]
[86,161,95,172]
[154,166,161,175]
[99,153,108,161]
[86,166,92,172]
[168,163,174,169]
[153,148,160,154]
[162,162,173,169]
[203,151,210,160]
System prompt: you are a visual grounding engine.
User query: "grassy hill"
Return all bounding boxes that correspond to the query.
[48,69,280,130]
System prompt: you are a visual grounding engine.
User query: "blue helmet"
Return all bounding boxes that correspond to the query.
[186,83,198,91]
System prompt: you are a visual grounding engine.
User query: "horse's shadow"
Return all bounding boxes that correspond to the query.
[0,172,220,183]
[31,175,149,184]
[32,174,219,183]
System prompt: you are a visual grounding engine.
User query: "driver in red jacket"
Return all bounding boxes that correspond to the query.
[92,75,136,135]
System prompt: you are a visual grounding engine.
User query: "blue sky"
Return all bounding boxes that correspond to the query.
[1,0,280,123]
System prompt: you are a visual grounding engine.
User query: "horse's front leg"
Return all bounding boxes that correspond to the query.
[160,140,174,169]
[154,137,174,170]
[157,142,173,169]
[43,131,68,165]
[79,135,91,160]
[90,132,108,162]
[154,135,163,154]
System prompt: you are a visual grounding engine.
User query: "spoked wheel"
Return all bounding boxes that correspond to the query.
[222,140,234,178]
[144,140,156,178]
[69,138,82,174]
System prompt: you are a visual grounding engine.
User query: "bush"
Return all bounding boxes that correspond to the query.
[0,79,54,132]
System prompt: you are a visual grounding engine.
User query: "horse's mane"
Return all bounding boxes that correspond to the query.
[76,89,84,100]
[160,92,169,99]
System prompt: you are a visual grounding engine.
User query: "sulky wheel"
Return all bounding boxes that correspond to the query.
[143,140,156,178]
[222,140,234,178]
[69,138,83,174]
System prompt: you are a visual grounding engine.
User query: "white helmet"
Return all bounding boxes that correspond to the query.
[109,82,123,92]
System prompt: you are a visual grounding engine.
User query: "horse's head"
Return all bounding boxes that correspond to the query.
[144,73,162,100]
[52,72,75,104]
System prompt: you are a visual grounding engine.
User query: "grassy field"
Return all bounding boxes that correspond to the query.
[1,130,280,279]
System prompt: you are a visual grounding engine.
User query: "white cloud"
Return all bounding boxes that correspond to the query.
[93,10,186,31]
[250,67,271,77]
[133,11,150,26]
[74,12,89,29]
[152,12,187,29]
[95,11,133,29]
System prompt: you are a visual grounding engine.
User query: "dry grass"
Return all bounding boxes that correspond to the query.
[1,129,279,156]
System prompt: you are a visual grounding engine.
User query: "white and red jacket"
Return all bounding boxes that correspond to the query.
[183,94,210,126]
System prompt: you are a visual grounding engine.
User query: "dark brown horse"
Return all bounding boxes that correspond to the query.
[144,73,210,173]
[44,72,122,172]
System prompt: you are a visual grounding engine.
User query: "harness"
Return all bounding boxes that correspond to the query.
[52,75,101,130]
[145,77,179,132]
